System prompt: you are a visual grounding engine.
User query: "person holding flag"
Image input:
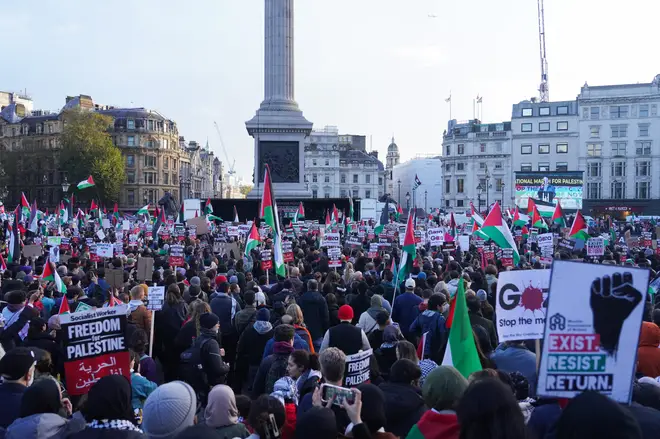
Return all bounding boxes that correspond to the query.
[259,165,285,278]
[293,202,305,223]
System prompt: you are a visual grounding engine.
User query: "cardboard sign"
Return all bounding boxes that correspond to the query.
[136,257,154,281]
[60,305,130,396]
[282,241,294,263]
[537,261,649,403]
[169,244,185,267]
[102,219,111,230]
[321,232,341,247]
[186,217,209,235]
[96,243,113,258]
[23,244,42,259]
[495,270,550,342]
[213,241,240,258]
[458,235,470,252]
[146,286,165,311]
[344,349,372,387]
[642,231,653,248]
[96,230,106,240]
[106,268,125,289]
[122,220,131,231]
[586,238,605,256]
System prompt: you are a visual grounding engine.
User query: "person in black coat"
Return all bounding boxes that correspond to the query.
[0,348,36,429]
[466,295,498,350]
[154,285,188,382]
[251,324,295,399]
[197,313,230,389]
[23,317,64,378]
[297,280,329,349]
[349,281,372,326]
[379,359,426,438]
[236,308,274,394]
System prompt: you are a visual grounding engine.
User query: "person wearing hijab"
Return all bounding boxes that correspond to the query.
[68,375,143,438]
[204,385,250,439]
[357,295,386,335]
[6,378,84,439]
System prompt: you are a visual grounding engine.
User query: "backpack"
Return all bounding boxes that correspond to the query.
[265,355,289,394]
[179,337,212,393]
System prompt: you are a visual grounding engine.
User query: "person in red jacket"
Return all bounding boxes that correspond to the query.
[637,321,660,378]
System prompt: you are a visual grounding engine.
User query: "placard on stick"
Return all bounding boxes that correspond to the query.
[136,257,154,281]
[186,217,209,235]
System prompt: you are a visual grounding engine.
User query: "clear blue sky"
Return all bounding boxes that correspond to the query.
[3,0,659,181]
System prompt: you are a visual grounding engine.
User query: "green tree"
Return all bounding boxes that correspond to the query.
[59,110,125,204]
[239,184,253,198]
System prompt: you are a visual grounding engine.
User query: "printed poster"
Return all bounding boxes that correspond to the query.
[495,270,550,342]
[537,261,649,403]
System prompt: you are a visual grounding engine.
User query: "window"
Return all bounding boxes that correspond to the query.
[590,126,600,138]
[611,125,627,138]
[587,143,602,156]
[522,108,533,117]
[163,172,169,185]
[557,106,569,115]
[127,136,135,147]
[312,159,317,166]
[556,162,568,171]
[365,190,371,199]
[127,190,135,206]
[49,139,54,148]
[325,159,329,166]
[538,144,550,154]
[521,123,532,132]
[587,162,601,177]
[521,144,532,154]
[538,163,550,172]
[48,124,53,133]
[127,119,135,130]
[640,104,649,118]
[445,145,451,156]
[495,162,502,169]
[587,182,601,199]
[480,143,486,153]
[378,177,383,185]
[636,181,650,199]
[611,142,626,156]
[495,143,502,152]
[325,192,331,199]
[353,174,358,183]
[639,125,650,137]
[457,178,464,193]
[341,174,346,184]
[540,107,550,116]
[365,174,370,184]
[144,155,156,167]
[611,161,626,177]
[148,120,154,131]
[312,189,318,198]
[611,182,626,199]
[162,139,168,149]
[340,190,347,197]
[127,171,136,184]
[539,122,550,132]
[445,179,451,193]
[480,162,486,169]
[590,107,600,120]
[495,178,503,192]
[456,200,464,207]
[636,161,650,177]
[521,163,532,172]
[352,189,359,198]
[445,163,453,172]
[636,141,652,155]
[325,175,330,183]
[445,200,451,208]
[457,144,465,155]
[556,143,568,153]
[144,172,156,184]
[312,174,317,183]
[610,105,628,119]
[557,121,568,131]
[145,140,155,148]
[457,163,465,171]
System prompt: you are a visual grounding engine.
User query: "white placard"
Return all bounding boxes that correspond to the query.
[537,233,554,249]
[427,228,444,247]
[495,270,550,342]
[49,246,60,263]
[96,229,106,240]
[227,226,239,237]
[537,261,649,403]
[321,232,341,247]
[96,243,114,258]
[458,235,470,252]
[146,286,165,311]
[122,220,131,231]
[102,219,111,229]
[586,237,605,256]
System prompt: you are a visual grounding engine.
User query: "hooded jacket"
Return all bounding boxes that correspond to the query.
[392,292,423,337]
[637,322,660,378]
[409,310,448,364]
[6,413,85,439]
[379,382,426,438]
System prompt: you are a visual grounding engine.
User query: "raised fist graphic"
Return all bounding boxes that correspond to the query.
[590,272,642,356]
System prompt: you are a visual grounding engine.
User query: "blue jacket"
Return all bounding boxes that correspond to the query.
[409,310,448,361]
[210,292,241,335]
[391,292,422,336]
[130,372,157,410]
[262,333,309,359]
[0,382,26,428]
[490,343,538,396]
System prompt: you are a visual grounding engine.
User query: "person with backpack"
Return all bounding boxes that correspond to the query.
[409,293,449,364]
[251,324,295,399]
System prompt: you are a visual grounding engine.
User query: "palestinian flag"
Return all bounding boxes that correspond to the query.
[59,202,68,225]
[42,259,67,296]
[569,210,590,242]
[108,294,121,307]
[609,218,617,244]
[521,225,530,239]
[344,213,353,234]
[332,204,339,225]
[448,212,458,240]
[348,197,354,222]
[395,204,403,221]
[396,213,416,289]
[195,210,199,218]
[260,165,286,277]
[245,221,260,257]
[77,176,95,190]
[528,199,547,230]
[293,202,305,223]
[21,193,30,220]
[374,201,390,236]
[551,203,566,227]
[90,200,98,211]
[208,215,223,221]
[137,204,150,217]
[233,205,239,223]
[205,198,213,215]
[442,278,482,378]
[480,202,520,265]
[512,207,529,227]
[113,203,120,224]
[28,200,39,234]
[177,203,185,224]
[7,206,20,263]
[325,210,331,228]
[0,254,6,272]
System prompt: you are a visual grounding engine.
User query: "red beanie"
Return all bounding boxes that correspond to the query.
[215,275,228,285]
[338,305,354,321]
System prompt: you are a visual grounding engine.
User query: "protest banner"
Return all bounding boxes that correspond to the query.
[186,217,209,235]
[282,241,294,263]
[169,244,185,267]
[586,237,605,256]
[427,228,445,247]
[368,243,379,258]
[458,235,470,252]
[146,286,165,311]
[495,270,550,342]
[378,237,392,248]
[345,236,362,248]
[60,305,130,396]
[96,243,113,258]
[642,231,652,248]
[537,233,554,250]
[261,250,273,270]
[321,232,341,247]
[537,261,649,403]
[344,349,372,387]
[328,247,342,268]
[500,248,514,267]
[122,220,131,231]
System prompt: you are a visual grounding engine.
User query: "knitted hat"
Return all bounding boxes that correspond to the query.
[476,289,488,302]
[200,313,220,329]
[422,366,468,411]
[0,347,35,381]
[295,407,337,439]
[190,276,201,287]
[417,272,427,280]
[229,275,238,284]
[215,275,227,285]
[142,381,197,439]
[256,308,271,322]
[338,304,354,321]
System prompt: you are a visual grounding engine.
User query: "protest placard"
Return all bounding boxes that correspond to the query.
[282,241,294,262]
[426,228,443,247]
[122,220,131,231]
[106,269,125,289]
[537,233,554,250]
[345,236,362,248]
[328,247,342,268]
[586,237,605,256]
[186,217,208,235]
[495,270,550,342]
[557,238,575,252]
[227,226,239,237]
[146,286,165,311]
[344,349,372,387]
[169,244,185,267]
[321,232,341,247]
[500,248,514,267]
[642,231,653,248]
[537,261,649,403]
[96,243,113,258]
[136,257,154,281]
[368,243,379,258]
[458,235,470,252]
[261,250,273,270]
[60,305,130,396]
[22,244,42,259]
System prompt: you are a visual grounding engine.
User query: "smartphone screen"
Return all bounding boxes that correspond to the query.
[321,384,355,406]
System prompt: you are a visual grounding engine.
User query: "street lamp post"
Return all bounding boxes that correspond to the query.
[413,187,417,213]
[477,183,483,213]
[405,192,410,212]
[484,165,492,212]
[424,190,428,213]
[397,179,401,204]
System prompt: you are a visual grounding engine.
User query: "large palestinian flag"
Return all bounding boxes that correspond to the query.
[479,202,520,265]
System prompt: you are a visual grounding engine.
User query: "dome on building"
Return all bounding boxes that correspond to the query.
[387,136,399,154]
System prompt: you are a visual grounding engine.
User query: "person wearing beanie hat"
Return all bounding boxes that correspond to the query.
[235,307,274,395]
[142,381,197,439]
[214,275,228,287]
[320,304,370,356]
[190,276,201,287]
[296,407,338,439]
[0,348,36,428]
[229,275,238,284]
[256,307,271,322]
[189,313,229,403]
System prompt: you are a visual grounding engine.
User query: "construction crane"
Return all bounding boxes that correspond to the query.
[213,121,236,176]
[537,0,549,102]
